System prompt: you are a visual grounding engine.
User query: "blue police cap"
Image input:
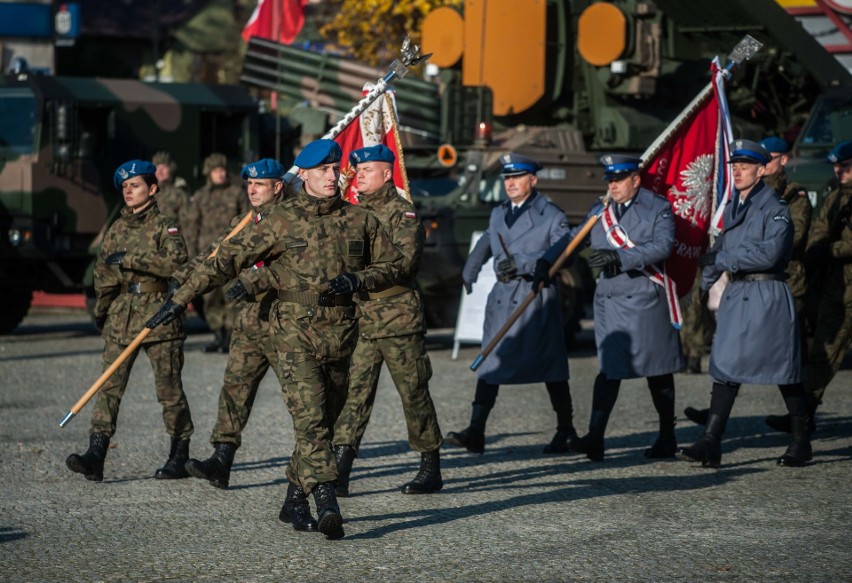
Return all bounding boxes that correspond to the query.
[114,159,157,190]
[350,144,395,166]
[759,137,790,154]
[827,140,852,164]
[241,158,285,180]
[294,139,342,169]
[728,139,771,164]
[600,154,641,181]
[499,153,542,177]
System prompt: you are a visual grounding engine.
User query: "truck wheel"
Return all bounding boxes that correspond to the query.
[0,289,33,334]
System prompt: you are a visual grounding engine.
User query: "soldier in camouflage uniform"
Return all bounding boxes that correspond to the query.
[66,160,193,482]
[331,145,443,498]
[152,151,190,228]
[185,152,249,353]
[766,140,852,433]
[147,140,404,540]
[679,271,715,375]
[166,159,292,497]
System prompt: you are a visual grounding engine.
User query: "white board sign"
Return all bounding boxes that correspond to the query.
[452,231,496,359]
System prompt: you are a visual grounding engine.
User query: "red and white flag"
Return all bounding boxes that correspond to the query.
[241,0,306,45]
[640,67,730,297]
[334,83,410,203]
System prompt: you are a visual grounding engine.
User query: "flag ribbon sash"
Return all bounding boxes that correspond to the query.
[600,204,683,329]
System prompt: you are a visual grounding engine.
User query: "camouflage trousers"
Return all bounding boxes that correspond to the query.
[679,276,715,360]
[333,333,442,453]
[201,286,237,331]
[208,330,278,447]
[90,339,193,439]
[806,288,852,402]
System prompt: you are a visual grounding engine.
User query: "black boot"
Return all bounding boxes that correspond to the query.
[765,413,791,434]
[570,375,619,461]
[645,379,677,458]
[445,402,491,454]
[542,429,579,454]
[312,482,344,540]
[777,415,813,467]
[543,381,577,454]
[677,413,726,468]
[334,445,356,497]
[185,442,236,488]
[155,438,191,479]
[220,329,232,353]
[66,432,110,482]
[203,329,224,353]
[279,482,319,531]
[644,427,677,458]
[401,450,443,494]
[684,407,709,426]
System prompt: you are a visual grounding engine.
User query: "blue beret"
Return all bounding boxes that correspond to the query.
[728,139,771,164]
[499,153,542,177]
[114,159,157,190]
[827,140,852,164]
[350,144,395,166]
[294,139,342,169]
[759,136,789,154]
[241,158,285,180]
[600,154,641,180]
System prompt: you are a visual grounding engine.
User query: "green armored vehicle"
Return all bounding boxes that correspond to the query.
[0,75,258,333]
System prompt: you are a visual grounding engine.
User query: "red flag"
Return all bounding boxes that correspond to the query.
[242,0,305,45]
[641,90,721,296]
[334,85,409,203]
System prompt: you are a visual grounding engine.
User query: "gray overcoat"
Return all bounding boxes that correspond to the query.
[544,187,684,379]
[463,192,571,384]
[701,181,802,385]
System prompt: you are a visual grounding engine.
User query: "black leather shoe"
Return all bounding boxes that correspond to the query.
[569,433,604,461]
[644,432,677,458]
[542,430,578,454]
[279,482,319,532]
[677,439,721,468]
[684,407,709,426]
[445,427,485,454]
[776,444,813,467]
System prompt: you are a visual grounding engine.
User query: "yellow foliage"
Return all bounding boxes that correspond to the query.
[321,0,463,65]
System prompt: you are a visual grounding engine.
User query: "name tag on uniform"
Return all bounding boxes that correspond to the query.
[348,240,364,256]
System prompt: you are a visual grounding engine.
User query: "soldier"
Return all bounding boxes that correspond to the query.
[66,160,193,482]
[331,144,443,497]
[765,139,852,434]
[534,154,684,462]
[170,159,291,495]
[445,153,577,455]
[683,135,811,426]
[152,151,190,226]
[146,139,403,540]
[678,140,811,468]
[185,152,248,353]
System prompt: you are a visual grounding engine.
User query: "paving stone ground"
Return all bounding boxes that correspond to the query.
[1,309,850,582]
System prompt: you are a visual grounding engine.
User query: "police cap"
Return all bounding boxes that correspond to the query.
[600,154,641,181]
[827,140,852,164]
[728,139,771,165]
[350,144,395,166]
[114,159,157,190]
[759,137,790,154]
[295,139,342,169]
[241,158,285,180]
[499,153,542,178]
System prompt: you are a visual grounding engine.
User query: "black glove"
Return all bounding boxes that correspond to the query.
[145,300,185,329]
[164,278,180,302]
[327,273,362,294]
[698,250,718,268]
[588,249,621,269]
[95,314,107,331]
[463,279,473,295]
[225,280,248,301]
[105,252,126,266]
[531,259,552,291]
[495,256,518,283]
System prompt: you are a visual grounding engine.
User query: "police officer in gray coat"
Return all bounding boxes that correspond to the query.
[534,155,684,462]
[445,153,577,454]
[678,139,811,468]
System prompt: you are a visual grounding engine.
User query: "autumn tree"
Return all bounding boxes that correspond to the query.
[320,0,463,65]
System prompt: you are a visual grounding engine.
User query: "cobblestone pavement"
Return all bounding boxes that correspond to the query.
[1,309,850,582]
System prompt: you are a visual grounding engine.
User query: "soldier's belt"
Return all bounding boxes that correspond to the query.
[358,285,413,301]
[121,282,168,294]
[729,272,787,282]
[277,290,353,307]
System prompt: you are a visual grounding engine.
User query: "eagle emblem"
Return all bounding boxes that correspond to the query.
[248,165,258,178]
[669,154,713,227]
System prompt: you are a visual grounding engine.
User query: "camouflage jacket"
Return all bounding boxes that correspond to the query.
[765,170,811,298]
[807,182,852,296]
[155,178,190,224]
[184,182,248,257]
[95,202,188,344]
[355,182,426,339]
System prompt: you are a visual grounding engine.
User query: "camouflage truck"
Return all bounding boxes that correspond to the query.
[0,75,258,333]
[241,0,850,337]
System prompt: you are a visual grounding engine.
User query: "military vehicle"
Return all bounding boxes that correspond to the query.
[0,74,259,333]
[241,0,850,337]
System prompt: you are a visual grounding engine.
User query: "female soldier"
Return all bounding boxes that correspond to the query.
[66,160,193,481]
